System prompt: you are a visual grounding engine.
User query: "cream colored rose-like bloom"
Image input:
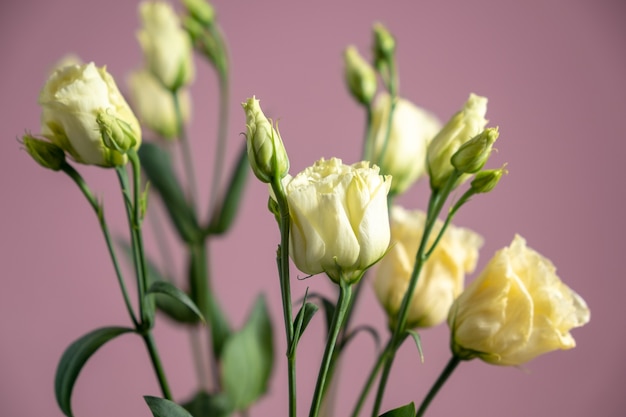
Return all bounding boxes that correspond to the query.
[371,93,441,195]
[427,93,488,190]
[284,157,391,284]
[127,69,191,140]
[373,206,483,328]
[137,1,194,91]
[448,235,590,366]
[38,62,141,167]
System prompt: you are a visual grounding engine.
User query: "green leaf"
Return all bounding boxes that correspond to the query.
[221,295,274,410]
[290,301,318,356]
[118,239,200,324]
[207,143,249,235]
[379,402,416,417]
[144,396,194,417]
[182,391,233,417]
[147,281,205,324]
[55,326,135,417]
[406,329,425,363]
[306,292,336,334]
[339,324,381,352]
[138,142,201,244]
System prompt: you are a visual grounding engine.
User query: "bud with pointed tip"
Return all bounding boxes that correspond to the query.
[182,0,215,27]
[427,93,489,190]
[372,22,396,67]
[470,165,507,194]
[344,46,377,106]
[22,134,66,171]
[97,111,139,153]
[242,97,289,183]
[451,127,499,174]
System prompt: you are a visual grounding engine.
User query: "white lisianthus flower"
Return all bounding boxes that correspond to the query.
[127,69,191,140]
[38,62,141,167]
[371,93,441,196]
[373,206,483,328]
[284,157,391,284]
[448,235,590,366]
[137,1,194,91]
[427,93,488,190]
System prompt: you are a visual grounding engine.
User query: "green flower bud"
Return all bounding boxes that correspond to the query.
[182,0,215,27]
[22,134,66,171]
[344,46,377,106]
[242,96,289,183]
[470,165,507,194]
[427,93,488,190]
[97,111,139,153]
[372,22,396,67]
[451,127,499,174]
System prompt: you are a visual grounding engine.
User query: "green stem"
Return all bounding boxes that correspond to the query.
[142,331,173,400]
[371,173,459,417]
[362,104,374,161]
[61,163,138,328]
[189,241,221,388]
[377,94,396,168]
[207,71,230,221]
[116,164,147,323]
[271,178,296,417]
[119,155,172,397]
[173,90,199,212]
[350,340,389,417]
[415,356,461,417]
[309,279,353,417]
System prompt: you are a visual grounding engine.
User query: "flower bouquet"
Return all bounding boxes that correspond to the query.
[20,1,590,416]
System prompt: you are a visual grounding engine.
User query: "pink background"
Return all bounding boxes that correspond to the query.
[1,0,625,416]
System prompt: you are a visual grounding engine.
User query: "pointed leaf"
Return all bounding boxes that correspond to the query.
[306,292,336,334]
[290,301,318,356]
[147,281,205,324]
[207,143,249,235]
[144,396,194,417]
[221,296,274,410]
[119,239,199,324]
[406,329,425,363]
[379,402,416,417]
[138,142,201,244]
[339,324,381,352]
[55,326,134,417]
[182,391,234,417]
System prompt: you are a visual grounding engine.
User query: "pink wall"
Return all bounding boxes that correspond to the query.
[1,0,625,416]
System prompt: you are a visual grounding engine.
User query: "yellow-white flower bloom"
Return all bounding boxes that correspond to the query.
[373,206,483,328]
[371,93,441,195]
[284,157,391,284]
[137,1,194,91]
[427,93,488,190]
[127,68,191,140]
[448,235,590,366]
[38,62,141,167]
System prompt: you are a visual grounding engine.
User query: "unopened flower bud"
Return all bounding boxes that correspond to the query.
[242,96,289,183]
[344,46,377,106]
[97,111,139,153]
[22,134,66,171]
[427,93,489,190]
[372,23,396,67]
[470,165,507,194]
[182,0,215,27]
[451,127,499,174]
[137,1,195,91]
